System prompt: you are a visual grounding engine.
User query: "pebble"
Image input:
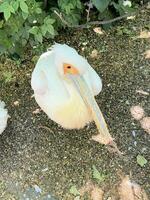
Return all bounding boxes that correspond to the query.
[134,141,137,146]
[131,130,136,137]
[34,185,42,193]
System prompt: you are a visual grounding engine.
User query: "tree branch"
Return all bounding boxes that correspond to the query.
[54,10,70,26]
[54,10,136,29]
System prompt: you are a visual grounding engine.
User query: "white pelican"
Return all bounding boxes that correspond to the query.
[0,100,9,135]
[31,44,119,151]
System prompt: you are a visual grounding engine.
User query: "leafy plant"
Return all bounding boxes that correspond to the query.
[0,0,136,56]
[111,0,134,15]
[92,165,106,183]
[92,0,112,13]
[137,155,147,167]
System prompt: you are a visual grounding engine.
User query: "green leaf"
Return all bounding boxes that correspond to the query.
[3,71,14,83]
[29,26,39,34]
[137,155,147,167]
[0,2,14,21]
[92,0,111,12]
[20,1,28,13]
[41,25,47,36]
[4,9,11,21]
[35,32,43,43]
[21,38,27,46]
[0,20,4,28]
[44,17,55,25]
[11,1,19,12]
[69,185,80,196]
[111,2,120,11]
[0,30,12,48]
[35,8,42,14]
[92,165,105,182]
[47,25,55,35]
[9,4,15,14]
[0,2,8,12]
[22,11,28,19]
[76,0,82,9]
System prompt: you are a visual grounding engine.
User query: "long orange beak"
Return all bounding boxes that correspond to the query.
[67,74,113,145]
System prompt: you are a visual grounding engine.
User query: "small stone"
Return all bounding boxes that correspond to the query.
[125,100,130,105]
[136,89,149,95]
[134,141,137,146]
[13,101,19,106]
[34,185,42,193]
[41,167,48,172]
[131,130,136,137]
[32,108,41,114]
[127,16,135,20]
[82,42,88,46]
[147,2,150,9]
[47,194,52,198]
[90,49,98,58]
[93,27,104,35]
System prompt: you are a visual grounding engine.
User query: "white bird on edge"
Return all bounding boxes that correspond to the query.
[31,44,120,153]
[0,100,9,135]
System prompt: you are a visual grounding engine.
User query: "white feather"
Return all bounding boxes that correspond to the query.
[31,44,102,129]
[0,100,9,134]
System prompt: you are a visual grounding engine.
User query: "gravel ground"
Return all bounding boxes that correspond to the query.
[0,6,150,200]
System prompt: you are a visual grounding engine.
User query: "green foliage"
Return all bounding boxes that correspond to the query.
[92,0,111,13]
[92,165,106,183]
[0,0,136,56]
[137,155,147,167]
[69,185,80,196]
[2,71,14,83]
[111,0,134,15]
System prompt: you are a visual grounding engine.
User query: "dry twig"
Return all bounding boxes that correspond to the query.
[54,10,136,29]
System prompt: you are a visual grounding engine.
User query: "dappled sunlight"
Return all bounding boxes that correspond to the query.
[118,175,148,200]
[130,105,150,134]
[140,117,150,135]
[144,50,150,59]
[137,30,150,39]
[130,105,145,120]
[79,181,104,200]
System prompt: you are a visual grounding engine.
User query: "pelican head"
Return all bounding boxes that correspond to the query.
[31,43,112,144]
[52,43,88,77]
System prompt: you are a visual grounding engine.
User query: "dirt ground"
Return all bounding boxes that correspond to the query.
[0,6,150,200]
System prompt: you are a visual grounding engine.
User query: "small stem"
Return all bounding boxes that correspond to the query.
[38,125,53,133]
[86,0,92,22]
[54,10,69,26]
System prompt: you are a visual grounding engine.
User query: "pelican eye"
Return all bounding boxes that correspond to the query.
[63,63,79,75]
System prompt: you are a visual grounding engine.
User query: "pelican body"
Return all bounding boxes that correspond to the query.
[0,100,9,135]
[31,44,102,129]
